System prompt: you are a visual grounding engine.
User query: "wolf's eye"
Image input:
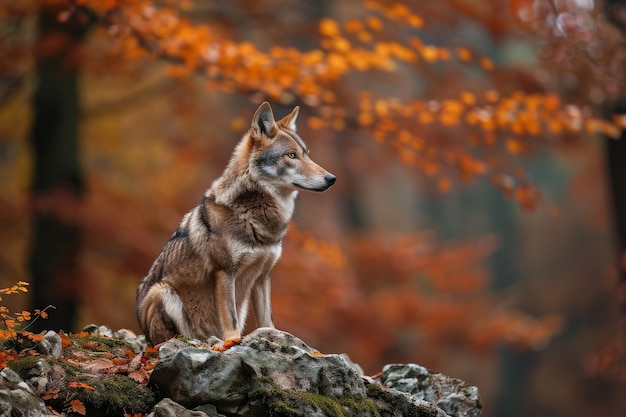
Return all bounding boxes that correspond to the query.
[286,152,297,159]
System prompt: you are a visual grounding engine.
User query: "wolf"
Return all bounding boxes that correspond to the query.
[136,102,336,345]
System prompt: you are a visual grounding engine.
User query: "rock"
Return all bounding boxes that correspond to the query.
[23,358,52,397]
[151,398,223,417]
[82,324,114,337]
[35,331,62,359]
[0,367,54,417]
[340,353,364,376]
[193,404,225,417]
[380,364,482,417]
[151,339,245,413]
[151,328,366,412]
[235,328,366,397]
[8,324,481,416]
[81,325,147,353]
[366,382,450,417]
[113,328,147,352]
[150,328,461,417]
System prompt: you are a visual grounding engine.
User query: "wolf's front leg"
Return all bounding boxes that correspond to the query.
[251,274,274,328]
[215,270,241,340]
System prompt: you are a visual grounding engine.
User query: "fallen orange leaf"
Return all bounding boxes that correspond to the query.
[59,331,71,348]
[70,399,86,415]
[42,389,60,400]
[211,337,242,352]
[112,357,129,366]
[68,381,96,391]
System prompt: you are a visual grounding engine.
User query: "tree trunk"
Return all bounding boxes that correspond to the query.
[605,98,626,363]
[28,3,89,332]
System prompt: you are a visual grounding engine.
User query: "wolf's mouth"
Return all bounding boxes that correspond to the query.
[292,182,333,192]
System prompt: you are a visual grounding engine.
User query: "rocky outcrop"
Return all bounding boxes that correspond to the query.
[150,327,482,417]
[0,326,482,417]
[380,364,482,417]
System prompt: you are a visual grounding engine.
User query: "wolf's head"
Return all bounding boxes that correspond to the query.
[247,102,336,193]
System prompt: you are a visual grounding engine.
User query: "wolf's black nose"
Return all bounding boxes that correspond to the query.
[325,174,336,186]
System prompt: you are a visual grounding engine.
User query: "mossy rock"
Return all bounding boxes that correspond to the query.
[7,343,156,416]
[248,385,381,417]
[68,374,156,416]
[7,355,52,379]
[64,333,137,356]
[365,383,446,417]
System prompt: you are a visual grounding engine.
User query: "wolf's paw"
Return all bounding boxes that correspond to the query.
[211,337,242,353]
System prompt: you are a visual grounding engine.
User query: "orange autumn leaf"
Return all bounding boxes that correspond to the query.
[21,331,44,342]
[226,337,242,349]
[71,399,87,415]
[456,46,473,62]
[420,45,439,62]
[515,183,542,211]
[543,93,561,112]
[42,389,60,400]
[505,138,526,155]
[112,357,130,366]
[212,337,242,352]
[437,177,452,192]
[319,18,340,37]
[480,57,494,70]
[129,367,151,385]
[460,91,476,105]
[68,381,96,391]
[34,309,49,319]
[82,342,104,351]
[54,335,77,354]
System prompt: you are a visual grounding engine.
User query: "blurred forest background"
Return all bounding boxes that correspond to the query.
[1,0,626,416]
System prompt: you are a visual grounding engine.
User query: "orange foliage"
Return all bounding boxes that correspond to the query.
[62,0,623,199]
[0,281,51,345]
[272,231,562,369]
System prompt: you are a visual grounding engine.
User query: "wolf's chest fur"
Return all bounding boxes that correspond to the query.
[195,184,295,263]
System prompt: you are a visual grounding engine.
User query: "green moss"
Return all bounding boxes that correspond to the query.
[249,385,381,417]
[176,336,194,343]
[7,355,82,381]
[68,334,135,353]
[71,374,156,416]
[6,355,44,379]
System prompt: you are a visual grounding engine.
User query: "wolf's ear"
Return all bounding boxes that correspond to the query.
[278,106,299,131]
[252,102,278,138]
